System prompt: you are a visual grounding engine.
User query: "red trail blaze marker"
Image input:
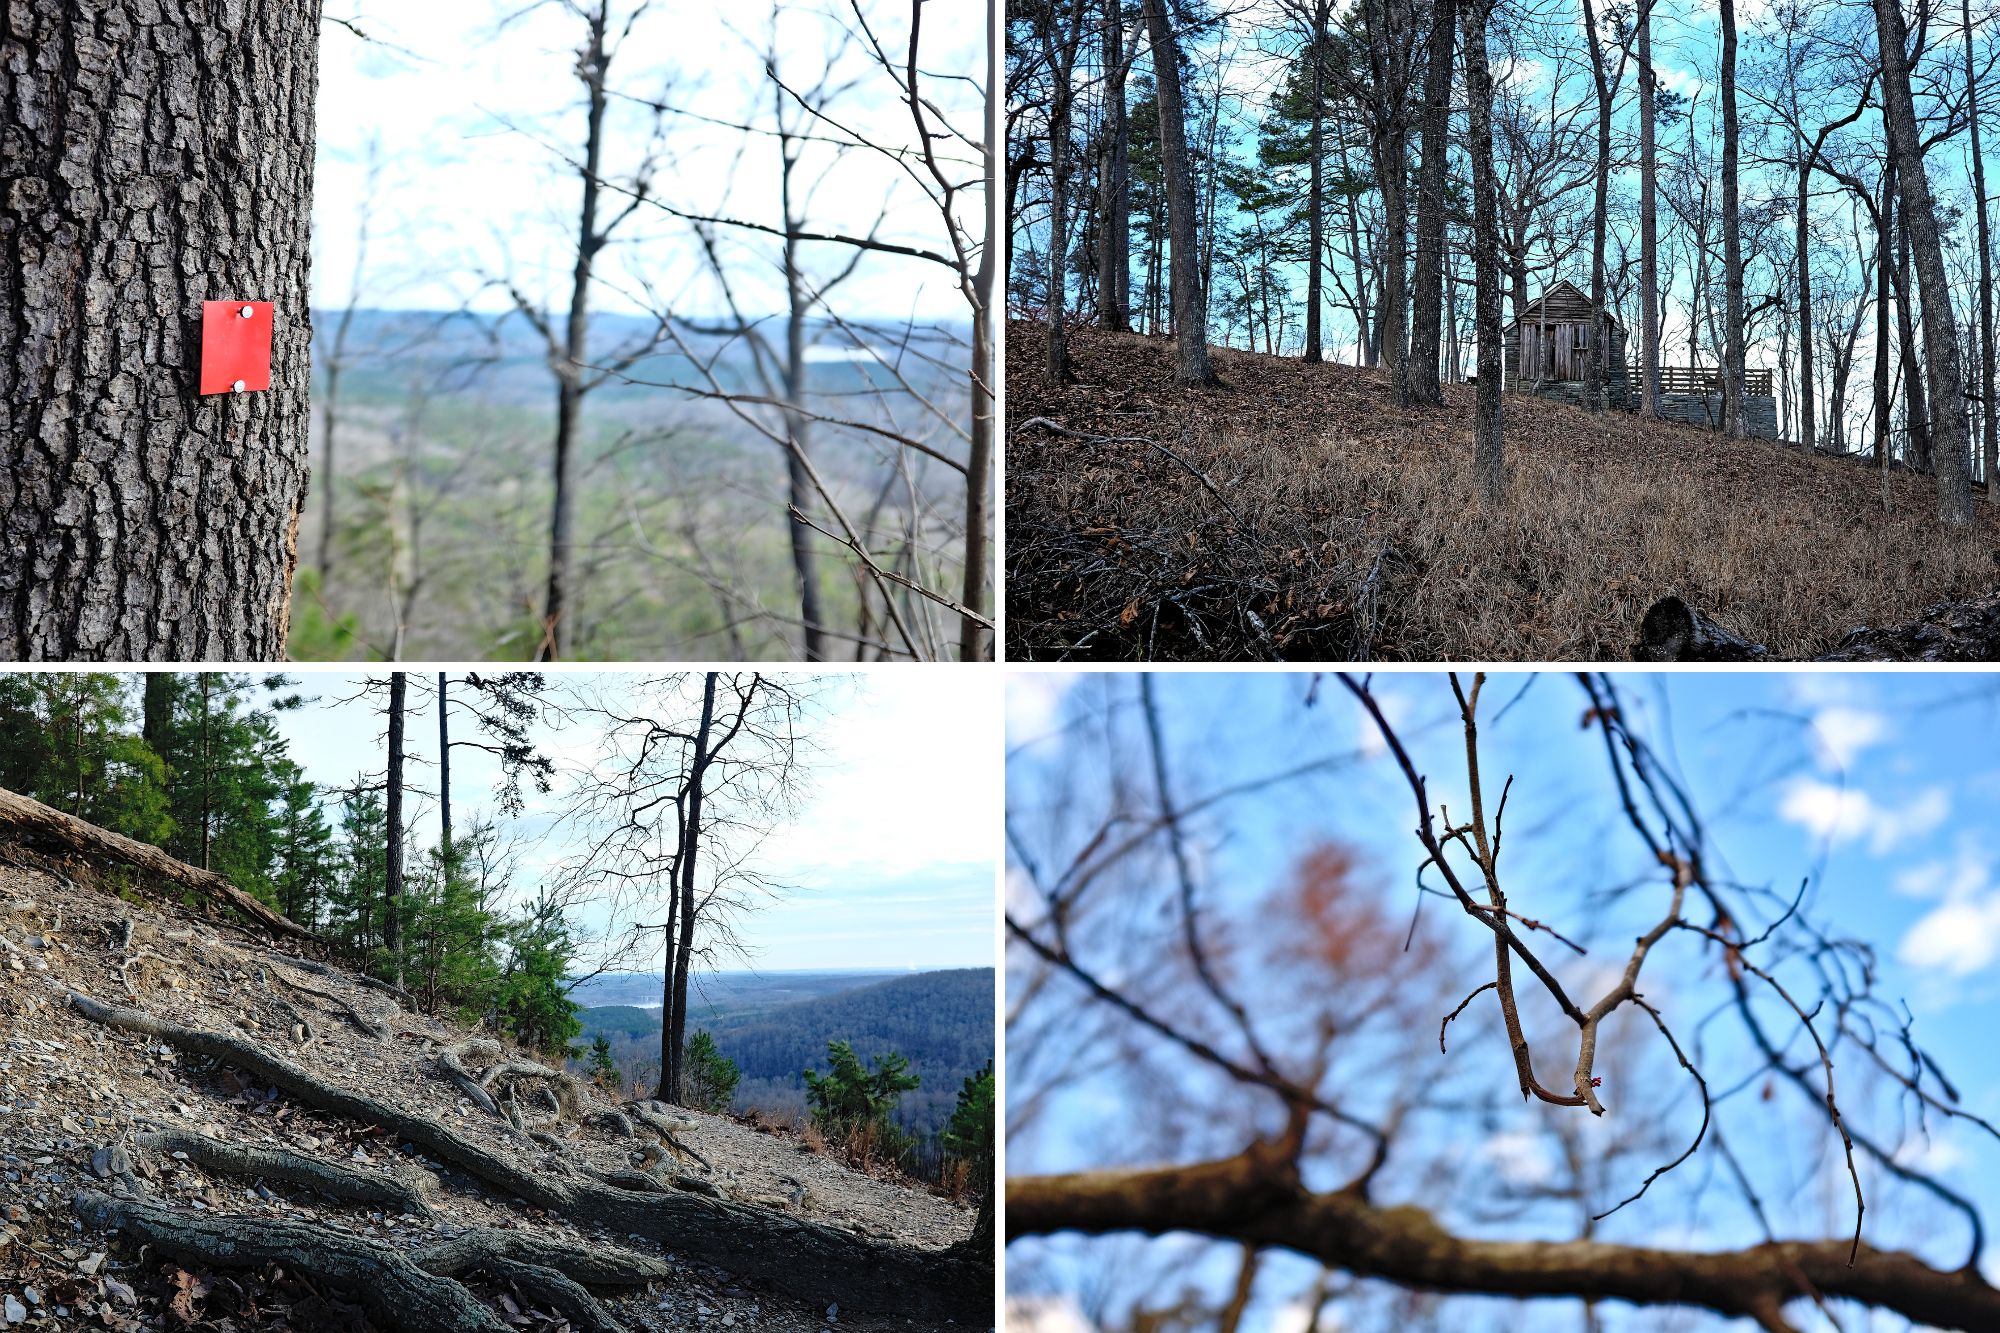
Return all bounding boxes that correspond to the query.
[199,300,274,395]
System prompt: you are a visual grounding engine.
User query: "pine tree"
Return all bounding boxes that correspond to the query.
[685,1030,742,1113]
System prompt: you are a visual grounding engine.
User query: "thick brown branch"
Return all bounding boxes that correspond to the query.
[1006,1155,2000,1330]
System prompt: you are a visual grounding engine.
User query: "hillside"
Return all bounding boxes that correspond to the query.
[1007,322,2000,661]
[584,970,994,1139]
[0,826,987,1331]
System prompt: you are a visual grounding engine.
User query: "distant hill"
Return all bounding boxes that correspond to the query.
[583,968,994,1139]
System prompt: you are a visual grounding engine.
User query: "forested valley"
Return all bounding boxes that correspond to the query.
[1007,0,2000,661]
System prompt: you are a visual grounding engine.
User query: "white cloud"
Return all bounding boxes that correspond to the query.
[1809,706,1888,771]
[1897,843,2000,978]
[1901,896,2000,976]
[1007,672,1080,747]
[1778,779,1949,853]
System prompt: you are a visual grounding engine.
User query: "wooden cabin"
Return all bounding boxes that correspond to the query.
[1498,280,1778,438]
[1501,280,1629,408]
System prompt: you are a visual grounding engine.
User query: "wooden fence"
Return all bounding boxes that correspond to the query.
[1657,365,1774,397]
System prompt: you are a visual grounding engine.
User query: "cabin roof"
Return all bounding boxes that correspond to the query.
[1504,280,1625,333]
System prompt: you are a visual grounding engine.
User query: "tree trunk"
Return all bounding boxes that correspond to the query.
[1875,167,1894,461]
[0,0,319,661]
[1408,0,1455,403]
[539,4,609,661]
[385,671,406,987]
[1637,8,1661,416]
[778,120,828,660]
[1719,0,1746,436]
[1895,191,1931,469]
[1097,0,1131,332]
[1795,142,1815,450]
[437,673,451,858]
[1580,0,1613,410]
[660,673,718,1105]
[1044,4,1076,384]
[1877,0,1974,520]
[1305,6,1327,364]
[1141,0,1216,385]
[1968,0,1998,497]
[1367,0,1411,404]
[1464,0,1503,506]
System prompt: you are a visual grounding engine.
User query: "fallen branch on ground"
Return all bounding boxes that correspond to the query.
[0,787,311,939]
[1636,592,2000,661]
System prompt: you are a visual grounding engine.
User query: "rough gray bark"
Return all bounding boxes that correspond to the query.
[1463,0,1503,506]
[1721,0,1746,437]
[1408,0,1455,403]
[0,784,311,937]
[1365,0,1412,404]
[0,0,320,660]
[1141,0,1216,385]
[1874,0,1975,522]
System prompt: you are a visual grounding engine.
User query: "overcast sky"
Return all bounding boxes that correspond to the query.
[273,668,997,974]
[312,0,985,320]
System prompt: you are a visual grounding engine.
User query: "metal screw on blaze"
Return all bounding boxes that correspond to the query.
[199,300,273,395]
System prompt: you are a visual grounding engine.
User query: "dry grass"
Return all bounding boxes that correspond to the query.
[1006,321,2000,660]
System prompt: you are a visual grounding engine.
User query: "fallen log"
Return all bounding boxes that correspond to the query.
[69,992,989,1323]
[0,787,312,939]
[1635,592,2000,662]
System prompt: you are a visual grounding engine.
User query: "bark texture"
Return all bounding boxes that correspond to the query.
[1008,1149,2000,1330]
[1141,0,1215,386]
[1875,0,1975,522]
[1096,0,1131,333]
[1462,0,1502,506]
[1,0,320,660]
[0,784,312,937]
[1407,0,1454,403]
[1632,596,1770,662]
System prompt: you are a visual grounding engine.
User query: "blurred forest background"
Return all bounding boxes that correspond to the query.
[296,0,993,662]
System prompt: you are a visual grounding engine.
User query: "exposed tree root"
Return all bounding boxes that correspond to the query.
[278,953,418,1008]
[69,991,989,1322]
[434,1039,504,1115]
[628,1101,711,1171]
[133,1128,437,1216]
[481,1058,585,1122]
[71,1190,659,1333]
[268,960,393,1039]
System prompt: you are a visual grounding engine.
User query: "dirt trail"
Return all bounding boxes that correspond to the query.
[0,852,983,1332]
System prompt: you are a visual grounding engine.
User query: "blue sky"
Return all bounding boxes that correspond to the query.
[269,669,996,974]
[312,0,985,320]
[1006,669,2000,1331]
